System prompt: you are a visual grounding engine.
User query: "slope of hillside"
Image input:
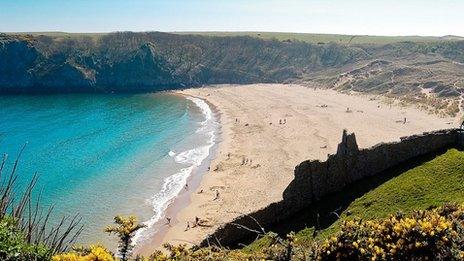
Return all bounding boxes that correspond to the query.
[295,148,464,244]
[0,32,367,93]
[1,32,464,115]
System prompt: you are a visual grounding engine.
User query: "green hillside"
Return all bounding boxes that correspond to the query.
[296,148,464,243]
[175,31,463,45]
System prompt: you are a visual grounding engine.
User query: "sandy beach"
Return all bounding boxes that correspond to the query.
[137,83,458,254]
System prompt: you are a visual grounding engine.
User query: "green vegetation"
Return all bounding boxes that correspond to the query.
[312,203,464,260]
[2,31,463,115]
[313,148,464,241]
[0,216,51,260]
[176,31,463,45]
[105,216,146,261]
[0,147,82,260]
[2,147,464,260]
[131,204,464,260]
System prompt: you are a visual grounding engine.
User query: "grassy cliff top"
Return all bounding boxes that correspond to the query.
[174,31,464,45]
[6,31,464,45]
[301,148,464,242]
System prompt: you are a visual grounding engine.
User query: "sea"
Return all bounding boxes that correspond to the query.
[0,92,218,249]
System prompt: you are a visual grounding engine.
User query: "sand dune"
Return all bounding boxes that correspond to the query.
[138,84,458,253]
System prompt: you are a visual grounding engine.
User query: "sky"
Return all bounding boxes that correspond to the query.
[0,0,463,36]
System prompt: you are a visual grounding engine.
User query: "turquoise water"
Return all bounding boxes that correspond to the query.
[0,93,216,248]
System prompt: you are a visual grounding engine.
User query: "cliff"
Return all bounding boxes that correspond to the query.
[1,32,464,99]
[0,32,367,93]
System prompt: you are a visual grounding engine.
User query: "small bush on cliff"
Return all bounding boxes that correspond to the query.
[105,216,146,261]
[0,216,51,260]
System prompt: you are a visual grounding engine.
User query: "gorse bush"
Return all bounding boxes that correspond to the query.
[105,216,146,261]
[51,245,114,261]
[312,203,464,260]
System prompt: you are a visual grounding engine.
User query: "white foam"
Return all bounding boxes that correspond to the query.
[132,96,217,246]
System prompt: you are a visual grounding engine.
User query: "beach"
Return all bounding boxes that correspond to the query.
[137,83,458,254]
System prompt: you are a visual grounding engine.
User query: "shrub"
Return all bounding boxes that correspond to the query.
[51,245,114,261]
[0,216,51,260]
[105,216,146,261]
[312,203,464,260]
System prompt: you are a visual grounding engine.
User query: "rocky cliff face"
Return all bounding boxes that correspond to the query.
[0,38,38,91]
[0,32,368,93]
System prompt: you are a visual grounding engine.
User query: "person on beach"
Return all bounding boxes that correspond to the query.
[279,119,282,124]
[185,221,190,231]
[213,190,220,200]
[403,117,407,124]
[185,184,188,191]
[194,216,200,227]
[166,217,171,225]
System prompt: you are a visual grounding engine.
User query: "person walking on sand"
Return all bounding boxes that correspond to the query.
[166,217,171,225]
[213,190,220,200]
[185,184,189,191]
[185,221,190,231]
[403,117,407,124]
[194,216,200,227]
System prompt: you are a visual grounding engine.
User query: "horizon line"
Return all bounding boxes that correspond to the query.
[2,30,463,38]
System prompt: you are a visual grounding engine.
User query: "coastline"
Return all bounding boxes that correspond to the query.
[138,83,458,254]
[134,94,222,255]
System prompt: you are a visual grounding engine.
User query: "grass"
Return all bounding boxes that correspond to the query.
[174,31,463,45]
[307,148,464,241]
[6,31,463,45]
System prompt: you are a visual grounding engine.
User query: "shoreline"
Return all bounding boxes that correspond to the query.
[134,94,223,255]
[139,83,458,254]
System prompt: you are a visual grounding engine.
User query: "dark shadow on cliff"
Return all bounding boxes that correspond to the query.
[266,145,464,241]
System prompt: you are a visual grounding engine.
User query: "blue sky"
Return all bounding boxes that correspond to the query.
[1,0,463,36]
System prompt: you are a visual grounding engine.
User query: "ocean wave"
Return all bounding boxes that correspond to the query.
[132,96,217,246]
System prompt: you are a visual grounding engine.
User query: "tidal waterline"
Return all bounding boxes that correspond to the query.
[0,92,217,248]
